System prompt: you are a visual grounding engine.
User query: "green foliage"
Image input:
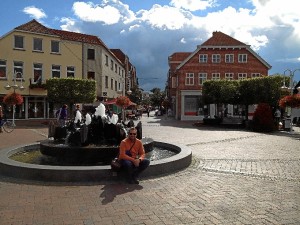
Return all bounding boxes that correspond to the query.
[150,88,166,108]
[128,84,142,105]
[252,103,275,132]
[203,76,285,107]
[203,80,240,104]
[46,78,96,104]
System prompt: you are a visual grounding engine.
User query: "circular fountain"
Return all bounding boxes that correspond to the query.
[0,112,192,184]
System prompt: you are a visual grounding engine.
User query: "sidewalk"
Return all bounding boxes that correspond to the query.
[1,114,300,225]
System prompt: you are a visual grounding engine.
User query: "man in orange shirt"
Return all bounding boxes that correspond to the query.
[119,127,150,184]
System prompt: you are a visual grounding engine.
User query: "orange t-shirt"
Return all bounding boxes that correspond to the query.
[118,138,145,162]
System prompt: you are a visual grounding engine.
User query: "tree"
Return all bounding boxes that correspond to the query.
[150,88,165,108]
[46,78,96,105]
[128,84,142,105]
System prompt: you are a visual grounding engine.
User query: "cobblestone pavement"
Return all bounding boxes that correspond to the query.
[0,113,299,225]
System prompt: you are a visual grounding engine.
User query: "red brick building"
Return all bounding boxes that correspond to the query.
[167,31,272,120]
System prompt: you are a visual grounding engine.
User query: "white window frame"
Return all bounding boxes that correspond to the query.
[185,73,194,85]
[212,54,221,63]
[33,38,43,51]
[13,61,24,79]
[225,73,234,80]
[14,35,24,49]
[212,73,220,80]
[67,66,75,78]
[225,54,234,63]
[238,54,247,63]
[33,63,42,83]
[0,60,7,79]
[238,73,247,80]
[51,40,60,53]
[52,65,61,78]
[198,73,207,85]
[199,54,208,63]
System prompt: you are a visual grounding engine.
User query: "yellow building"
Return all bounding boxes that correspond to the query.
[0,20,134,122]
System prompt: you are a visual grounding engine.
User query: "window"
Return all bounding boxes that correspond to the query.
[115,64,117,73]
[225,54,234,63]
[184,95,201,116]
[238,73,247,79]
[87,49,95,60]
[185,73,194,85]
[14,35,24,49]
[110,60,113,70]
[14,61,23,79]
[115,80,117,91]
[105,55,108,66]
[33,63,42,83]
[199,54,208,63]
[87,71,95,80]
[51,41,60,53]
[33,38,42,51]
[52,65,60,78]
[67,66,75,78]
[105,76,108,88]
[225,73,234,80]
[0,60,6,78]
[198,73,207,85]
[238,54,247,63]
[251,73,260,78]
[111,78,114,89]
[212,54,221,63]
[212,73,220,80]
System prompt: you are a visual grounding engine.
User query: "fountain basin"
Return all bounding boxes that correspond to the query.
[0,142,192,184]
[40,138,154,164]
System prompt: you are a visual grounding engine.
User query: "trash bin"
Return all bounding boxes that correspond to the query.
[283,118,291,131]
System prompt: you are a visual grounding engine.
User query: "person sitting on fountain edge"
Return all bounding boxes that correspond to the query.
[118,127,150,184]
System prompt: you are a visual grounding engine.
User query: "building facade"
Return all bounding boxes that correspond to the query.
[167,31,272,120]
[0,20,136,121]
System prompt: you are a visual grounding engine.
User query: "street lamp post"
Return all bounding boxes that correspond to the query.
[117,72,132,121]
[281,69,300,132]
[4,72,25,126]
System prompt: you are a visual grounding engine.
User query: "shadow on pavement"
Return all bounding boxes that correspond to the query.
[100,183,143,204]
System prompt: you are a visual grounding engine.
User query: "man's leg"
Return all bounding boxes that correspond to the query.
[121,160,135,183]
[132,159,150,183]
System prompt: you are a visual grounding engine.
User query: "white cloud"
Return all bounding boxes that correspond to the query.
[58,0,300,88]
[170,0,215,11]
[72,2,121,24]
[23,6,47,20]
[180,38,186,44]
[60,17,81,33]
[137,4,191,30]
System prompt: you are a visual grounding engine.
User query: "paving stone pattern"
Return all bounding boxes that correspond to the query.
[0,113,299,225]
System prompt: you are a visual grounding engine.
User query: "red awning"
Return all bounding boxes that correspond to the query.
[105,98,136,106]
[105,99,117,105]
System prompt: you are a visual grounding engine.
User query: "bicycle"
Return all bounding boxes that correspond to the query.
[0,119,15,133]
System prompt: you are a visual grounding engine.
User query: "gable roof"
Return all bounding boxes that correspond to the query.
[15,19,54,35]
[169,52,191,62]
[14,19,105,46]
[200,31,247,46]
[175,31,271,70]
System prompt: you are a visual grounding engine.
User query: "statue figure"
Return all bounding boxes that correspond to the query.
[94,97,106,118]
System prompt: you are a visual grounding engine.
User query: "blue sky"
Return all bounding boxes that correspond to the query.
[1,0,300,91]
